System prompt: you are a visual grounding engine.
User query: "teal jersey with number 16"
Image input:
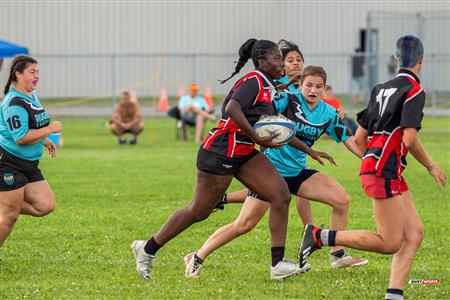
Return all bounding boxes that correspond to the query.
[0,88,50,161]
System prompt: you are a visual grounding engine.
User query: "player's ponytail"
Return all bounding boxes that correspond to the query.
[4,55,38,95]
[220,38,258,84]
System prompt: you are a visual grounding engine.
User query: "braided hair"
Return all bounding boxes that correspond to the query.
[4,55,38,95]
[277,39,304,62]
[220,39,278,84]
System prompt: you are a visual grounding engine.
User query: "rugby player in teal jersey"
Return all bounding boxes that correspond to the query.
[0,56,62,247]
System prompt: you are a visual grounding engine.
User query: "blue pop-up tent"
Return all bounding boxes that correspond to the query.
[0,40,29,58]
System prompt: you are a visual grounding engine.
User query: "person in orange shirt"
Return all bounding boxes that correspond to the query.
[109,91,144,145]
[322,85,357,135]
[322,85,342,110]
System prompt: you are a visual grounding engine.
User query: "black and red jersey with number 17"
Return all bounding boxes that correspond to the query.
[357,69,425,180]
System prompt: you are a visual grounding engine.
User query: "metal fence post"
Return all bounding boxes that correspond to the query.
[417,12,424,40]
[365,12,372,102]
[191,53,197,83]
[430,54,437,118]
[111,54,117,108]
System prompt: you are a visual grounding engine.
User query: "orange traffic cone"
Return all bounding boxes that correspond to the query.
[158,86,169,112]
[204,84,214,110]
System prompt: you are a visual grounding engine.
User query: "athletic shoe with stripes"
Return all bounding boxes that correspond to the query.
[330,253,368,269]
[131,240,156,280]
[299,224,323,268]
[270,258,312,281]
[184,252,203,278]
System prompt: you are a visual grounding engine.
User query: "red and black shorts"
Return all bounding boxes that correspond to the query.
[196,147,259,176]
[0,147,44,191]
[248,168,318,202]
[360,173,409,199]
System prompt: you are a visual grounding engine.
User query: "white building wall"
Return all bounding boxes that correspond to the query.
[1,1,449,98]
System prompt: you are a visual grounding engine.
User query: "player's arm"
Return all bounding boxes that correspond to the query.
[225,100,279,148]
[343,136,363,158]
[354,107,370,154]
[5,105,60,145]
[325,111,359,160]
[401,89,447,188]
[403,128,447,188]
[272,91,289,114]
[17,122,61,145]
[353,126,369,156]
[288,137,336,166]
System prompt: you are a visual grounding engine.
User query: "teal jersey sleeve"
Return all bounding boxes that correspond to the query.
[178,96,188,109]
[197,96,208,110]
[325,108,351,143]
[5,105,29,142]
[273,92,289,113]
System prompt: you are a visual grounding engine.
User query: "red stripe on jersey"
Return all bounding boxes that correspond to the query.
[227,132,236,157]
[241,72,273,105]
[360,157,378,174]
[233,140,256,156]
[203,119,235,149]
[374,127,403,177]
[404,76,422,102]
[361,127,405,179]
[233,73,264,93]
[257,89,273,104]
[203,130,223,150]
[367,134,388,149]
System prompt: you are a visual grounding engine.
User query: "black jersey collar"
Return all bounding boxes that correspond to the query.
[255,67,278,87]
[397,68,420,83]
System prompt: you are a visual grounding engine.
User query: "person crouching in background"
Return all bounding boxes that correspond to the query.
[109,91,144,145]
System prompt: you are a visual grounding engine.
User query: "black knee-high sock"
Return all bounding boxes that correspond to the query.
[144,237,161,255]
[271,247,285,267]
[330,249,345,258]
[221,193,228,204]
[385,288,403,300]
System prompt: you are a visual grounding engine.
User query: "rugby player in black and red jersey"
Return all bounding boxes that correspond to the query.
[299,35,447,300]
[131,39,334,280]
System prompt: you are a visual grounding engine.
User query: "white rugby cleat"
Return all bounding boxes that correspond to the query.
[131,240,155,280]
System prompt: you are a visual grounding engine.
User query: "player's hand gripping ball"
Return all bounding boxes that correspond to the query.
[253,114,296,144]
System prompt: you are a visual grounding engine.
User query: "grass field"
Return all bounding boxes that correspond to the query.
[0,117,449,299]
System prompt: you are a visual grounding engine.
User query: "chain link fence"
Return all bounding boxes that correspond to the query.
[1,10,448,116]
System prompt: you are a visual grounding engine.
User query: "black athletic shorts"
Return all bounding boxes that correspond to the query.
[0,147,44,191]
[196,147,259,176]
[247,167,318,202]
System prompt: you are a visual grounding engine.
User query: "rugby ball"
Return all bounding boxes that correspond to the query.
[253,114,296,144]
